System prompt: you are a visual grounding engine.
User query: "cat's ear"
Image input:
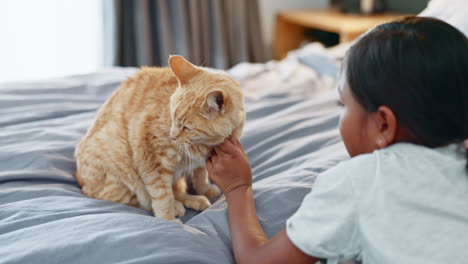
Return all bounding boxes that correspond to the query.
[207,90,225,111]
[168,55,200,85]
[203,90,226,119]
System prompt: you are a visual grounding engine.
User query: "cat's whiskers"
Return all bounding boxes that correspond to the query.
[185,143,193,176]
[180,143,197,177]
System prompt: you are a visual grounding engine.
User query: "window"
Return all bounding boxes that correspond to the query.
[0,0,104,83]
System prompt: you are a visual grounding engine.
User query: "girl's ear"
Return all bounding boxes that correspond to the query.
[374,105,398,148]
[168,55,200,85]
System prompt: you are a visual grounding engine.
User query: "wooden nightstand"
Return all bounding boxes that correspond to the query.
[274,7,411,59]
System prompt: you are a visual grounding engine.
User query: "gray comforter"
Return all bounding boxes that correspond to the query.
[0,46,348,263]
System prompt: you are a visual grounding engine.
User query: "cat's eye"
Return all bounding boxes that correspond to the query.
[183,126,192,132]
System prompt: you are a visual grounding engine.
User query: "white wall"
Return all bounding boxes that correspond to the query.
[0,0,104,83]
[258,0,330,59]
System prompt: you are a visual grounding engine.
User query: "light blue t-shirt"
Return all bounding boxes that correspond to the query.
[287,143,468,264]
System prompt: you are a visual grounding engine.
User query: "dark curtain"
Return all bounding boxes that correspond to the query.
[113,0,267,69]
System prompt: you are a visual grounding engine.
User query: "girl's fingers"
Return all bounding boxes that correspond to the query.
[211,149,219,163]
[232,138,240,146]
[216,139,235,154]
[231,138,247,157]
[206,158,213,170]
[236,139,246,155]
[230,138,241,149]
[213,147,221,157]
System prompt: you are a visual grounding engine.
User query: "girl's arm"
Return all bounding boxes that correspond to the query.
[207,139,319,264]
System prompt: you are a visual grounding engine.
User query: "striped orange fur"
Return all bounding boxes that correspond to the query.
[74,56,245,221]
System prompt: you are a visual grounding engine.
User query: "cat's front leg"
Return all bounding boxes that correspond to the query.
[141,171,179,220]
[173,177,211,211]
[174,200,186,218]
[192,167,221,199]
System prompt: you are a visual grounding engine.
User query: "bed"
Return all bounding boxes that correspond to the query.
[1,1,467,262]
[0,42,348,263]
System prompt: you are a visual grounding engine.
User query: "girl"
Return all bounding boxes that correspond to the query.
[206,17,468,264]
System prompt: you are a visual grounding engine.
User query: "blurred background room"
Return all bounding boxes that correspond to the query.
[0,0,429,83]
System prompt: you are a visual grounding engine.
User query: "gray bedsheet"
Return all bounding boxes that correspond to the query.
[0,64,348,263]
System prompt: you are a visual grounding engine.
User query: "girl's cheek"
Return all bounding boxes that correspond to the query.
[338,109,355,157]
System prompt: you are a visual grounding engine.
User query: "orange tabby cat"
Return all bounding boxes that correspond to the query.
[74,56,245,221]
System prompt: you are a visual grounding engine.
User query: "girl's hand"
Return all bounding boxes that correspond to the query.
[206,138,252,196]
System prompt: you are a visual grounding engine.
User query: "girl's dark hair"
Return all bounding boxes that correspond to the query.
[344,16,468,169]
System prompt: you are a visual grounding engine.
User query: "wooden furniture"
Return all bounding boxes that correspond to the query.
[274,7,410,59]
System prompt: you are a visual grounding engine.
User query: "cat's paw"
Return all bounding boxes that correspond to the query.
[204,184,221,199]
[183,195,211,211]
[174,200,186,218]
[169,218,183,224]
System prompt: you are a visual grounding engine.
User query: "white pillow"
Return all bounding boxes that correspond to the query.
[418,0,468,37]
